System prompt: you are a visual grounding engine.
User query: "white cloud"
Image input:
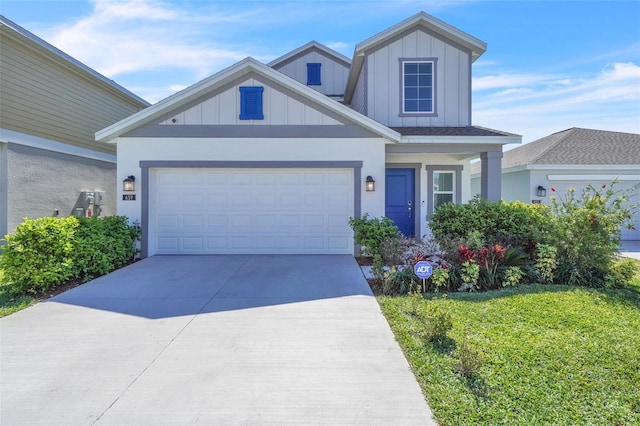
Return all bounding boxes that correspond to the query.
[473,62,640,143]
[43,0,263,101]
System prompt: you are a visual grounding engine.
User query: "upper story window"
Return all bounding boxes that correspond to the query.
[239,86,264,120]
[401,60,435,115]
[307,63,322,85]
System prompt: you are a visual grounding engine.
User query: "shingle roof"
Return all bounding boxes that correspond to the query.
[391,126,518,137]
[502,128,640,168]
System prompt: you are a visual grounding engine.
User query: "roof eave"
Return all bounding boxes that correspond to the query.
[0,15,149,107]
[400,135,522,145]
[268,40,352,68]
[96,57,401,143]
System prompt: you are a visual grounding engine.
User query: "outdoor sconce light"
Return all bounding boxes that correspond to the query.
[123,175,136,192]
[537,185,547,198]
[365,176,376,192]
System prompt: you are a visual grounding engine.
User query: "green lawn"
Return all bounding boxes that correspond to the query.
[379,263,640,425]
[0,269,34,318]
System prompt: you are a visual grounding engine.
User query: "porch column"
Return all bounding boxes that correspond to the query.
[480,150,503,202]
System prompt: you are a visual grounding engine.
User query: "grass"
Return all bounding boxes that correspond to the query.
[378,260,640,426]
[0,268,35,318]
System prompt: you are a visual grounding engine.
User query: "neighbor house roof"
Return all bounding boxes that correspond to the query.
[268,40,351,69]
[0,15,149,107]
[345,11,486,104]
[470,127,640,175]
[502,128,640,169]
[96,57,401,143]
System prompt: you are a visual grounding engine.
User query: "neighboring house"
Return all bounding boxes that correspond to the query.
[0,16,149,238]
[471,127,640,241]
[96,12,521,257]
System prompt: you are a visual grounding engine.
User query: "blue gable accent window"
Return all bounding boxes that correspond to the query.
[239,86,264,120]
[306,63,321,85]
[402,61,434,114]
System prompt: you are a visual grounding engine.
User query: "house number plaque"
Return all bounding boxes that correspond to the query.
[122,194,136,201]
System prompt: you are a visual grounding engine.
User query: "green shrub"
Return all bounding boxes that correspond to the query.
[73,216,140,280]
[453,336,483,378]
[430,267,450,292]
[1,216,140,295]
[349,214,400,258]
[0,217,79,294]
[502,266,525,287]
[535,244,557,284]
[547,181,638,287]
[382,266,417,295]
[605,257,638,288]
[406,294,453,342]
[429,196,550,245]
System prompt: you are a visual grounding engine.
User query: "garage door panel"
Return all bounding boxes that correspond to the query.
[150,168,354,254]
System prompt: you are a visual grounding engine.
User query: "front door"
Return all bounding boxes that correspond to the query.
[385,168,415,237]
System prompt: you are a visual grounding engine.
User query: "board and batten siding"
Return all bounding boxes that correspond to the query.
[161,77,342,126]
[351,60,367,115]
[0,31,144,154]
[365,28,471,127]
[273,50,350,97]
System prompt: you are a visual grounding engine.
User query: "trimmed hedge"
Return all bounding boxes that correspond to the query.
[1,216,140,295]
[429,195,551,244]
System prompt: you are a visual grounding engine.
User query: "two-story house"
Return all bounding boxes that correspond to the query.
[0,16,149,238]
[96,12,521,257]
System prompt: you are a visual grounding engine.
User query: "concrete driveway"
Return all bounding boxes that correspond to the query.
[1,255,436,425]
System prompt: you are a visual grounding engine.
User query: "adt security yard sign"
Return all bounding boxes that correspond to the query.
[414,261,433,279]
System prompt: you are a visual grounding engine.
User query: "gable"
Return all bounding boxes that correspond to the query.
[362,26,472,127]
[271,46,350,98]
[123,71,379,139]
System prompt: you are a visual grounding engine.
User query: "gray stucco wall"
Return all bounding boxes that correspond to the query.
[5,143,116,235]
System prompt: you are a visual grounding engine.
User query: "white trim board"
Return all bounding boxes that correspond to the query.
[0,128,116,163]
[547,174,640,181]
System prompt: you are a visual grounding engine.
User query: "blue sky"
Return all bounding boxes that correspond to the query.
[2,0,639,144]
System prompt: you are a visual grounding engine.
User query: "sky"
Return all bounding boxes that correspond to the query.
[1,0,639,146]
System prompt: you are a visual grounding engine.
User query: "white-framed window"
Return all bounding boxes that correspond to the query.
[401,60,434,114]
[433,171,454,210]
[426,165,462,214]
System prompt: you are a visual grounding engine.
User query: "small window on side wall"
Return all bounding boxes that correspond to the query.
[239,86,264,120]
[307,63,321,85]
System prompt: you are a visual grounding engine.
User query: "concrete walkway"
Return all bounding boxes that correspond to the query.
[1,255,436,425]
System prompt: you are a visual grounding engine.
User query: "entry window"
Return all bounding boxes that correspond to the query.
[433,171,454,210]
[307,63,321,85]
[426,165,462,215]
[239,86,264,120]
[402,60,434,114]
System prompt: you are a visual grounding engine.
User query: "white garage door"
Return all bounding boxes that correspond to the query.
[149,168,354,255]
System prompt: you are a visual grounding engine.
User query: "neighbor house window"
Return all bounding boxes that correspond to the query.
[401,60,435,114]
[307,63,321,85]
[426,165,462,214]
[239,86,264,120]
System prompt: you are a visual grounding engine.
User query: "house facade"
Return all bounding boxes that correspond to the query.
[97,12,521,257]
[0,16,149,238]
[471,128,640,241]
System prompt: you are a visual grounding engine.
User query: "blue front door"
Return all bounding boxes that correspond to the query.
[385,168,415,237]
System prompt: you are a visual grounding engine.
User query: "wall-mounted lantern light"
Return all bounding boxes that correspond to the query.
[365,176,376,192]
[123,175,136,192]
[537,185,547,198]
